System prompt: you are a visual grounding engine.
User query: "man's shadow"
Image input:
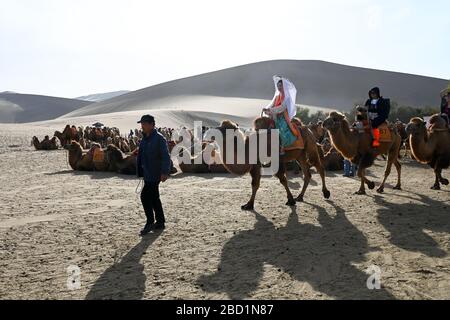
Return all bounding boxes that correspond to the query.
[197,201,394,299]
[85,231,162,300]
[374,193,449,258]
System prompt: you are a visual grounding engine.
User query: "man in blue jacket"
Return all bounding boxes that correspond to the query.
[136,115,171,235]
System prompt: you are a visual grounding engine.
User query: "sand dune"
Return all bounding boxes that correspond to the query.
[61,60,448,120]
[0,92,91,124]
[75,91,130,102]
[31,109,254,132]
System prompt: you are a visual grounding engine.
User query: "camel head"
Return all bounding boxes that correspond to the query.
[67,140,82,151]
[106,144,123,163]
[323,111,347,132]
[406,117,426,136]
[355,105,368,121]
[253,117,273,131]
[428,114,448,130]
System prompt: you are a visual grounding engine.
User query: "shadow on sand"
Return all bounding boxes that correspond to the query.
[45,170,138,180]
[85,231,163,300]
[197,201,394,299]
[374,192,449,258]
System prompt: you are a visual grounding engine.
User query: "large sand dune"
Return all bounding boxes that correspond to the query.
[0,92,92,124]
[61,60,448,121]
[75,91,130,103]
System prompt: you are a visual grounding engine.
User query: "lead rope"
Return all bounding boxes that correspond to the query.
[135,178,144,218]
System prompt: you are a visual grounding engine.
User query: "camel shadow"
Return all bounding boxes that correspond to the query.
[45,170,138,180]
[197,201,394,299]
[374,193,449,258]
[170,172,235,180]
[85,231,162,300]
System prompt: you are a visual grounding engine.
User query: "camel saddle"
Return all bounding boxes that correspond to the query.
[93,148,105,163]
[360,122,393,142]
[378,123,393,142]
[266,117,305,151]
[284,119,305,151]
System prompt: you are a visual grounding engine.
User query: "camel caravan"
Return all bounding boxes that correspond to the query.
[29,80,450,204]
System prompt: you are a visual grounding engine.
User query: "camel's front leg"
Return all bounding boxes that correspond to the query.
[276,164,296,206]
[241,165,261,211]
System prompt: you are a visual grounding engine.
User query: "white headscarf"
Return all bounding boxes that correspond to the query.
[272,75,297,119]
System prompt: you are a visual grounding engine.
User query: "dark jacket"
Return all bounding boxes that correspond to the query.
[137,129,171,182]
[365,97,391,128]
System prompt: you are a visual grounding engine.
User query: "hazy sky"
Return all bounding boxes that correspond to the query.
[1,0,449,98]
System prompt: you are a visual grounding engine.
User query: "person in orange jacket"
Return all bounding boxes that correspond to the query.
[364,87,391,148]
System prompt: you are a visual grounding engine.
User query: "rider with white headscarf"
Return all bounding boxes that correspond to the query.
[263,76,299,150]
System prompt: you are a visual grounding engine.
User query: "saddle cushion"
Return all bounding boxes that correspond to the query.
[378,123,392,142]
[93,148,105,163]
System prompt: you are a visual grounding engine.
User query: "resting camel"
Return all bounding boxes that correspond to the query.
[176,146,210,173]
[54,125,79,147]
[323,111,402,194]
[214,118,330,210]
[67,141,108,171]
[105,145,137,175]
[406,115,450,190]
[32,136,59,150]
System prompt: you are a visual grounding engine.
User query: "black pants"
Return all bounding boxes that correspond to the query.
[140,181,165,225]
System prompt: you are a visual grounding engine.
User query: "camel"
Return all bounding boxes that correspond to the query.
[105,145,137,175]
[54,125,79,148]
[321,147,344,171]
[406,115,450,190]
[176,146,210,173]
[67,141,109,172]
[308,122,326,143]
[323,110,402,194]
[67,141,96,171]
[395,120,412,159]
[32,136,59,150]
[214,118,330,210]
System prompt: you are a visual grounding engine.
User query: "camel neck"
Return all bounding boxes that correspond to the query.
[410,131,433,162]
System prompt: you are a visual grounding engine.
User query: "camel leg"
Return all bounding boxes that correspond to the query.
[275,164,296,206]
[356,167,366,195]
[310,151,331,200]
[377,154,395,193]
[393,159,402,190]
[431,169,441,190]
[241,165,261,211]
[439,175,449,186]
[437,166,449,186]
[295,155,311,202]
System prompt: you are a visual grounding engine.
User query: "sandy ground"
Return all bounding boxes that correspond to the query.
[0,124,449,300]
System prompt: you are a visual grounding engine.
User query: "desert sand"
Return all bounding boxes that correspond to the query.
[0,123,449,300]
